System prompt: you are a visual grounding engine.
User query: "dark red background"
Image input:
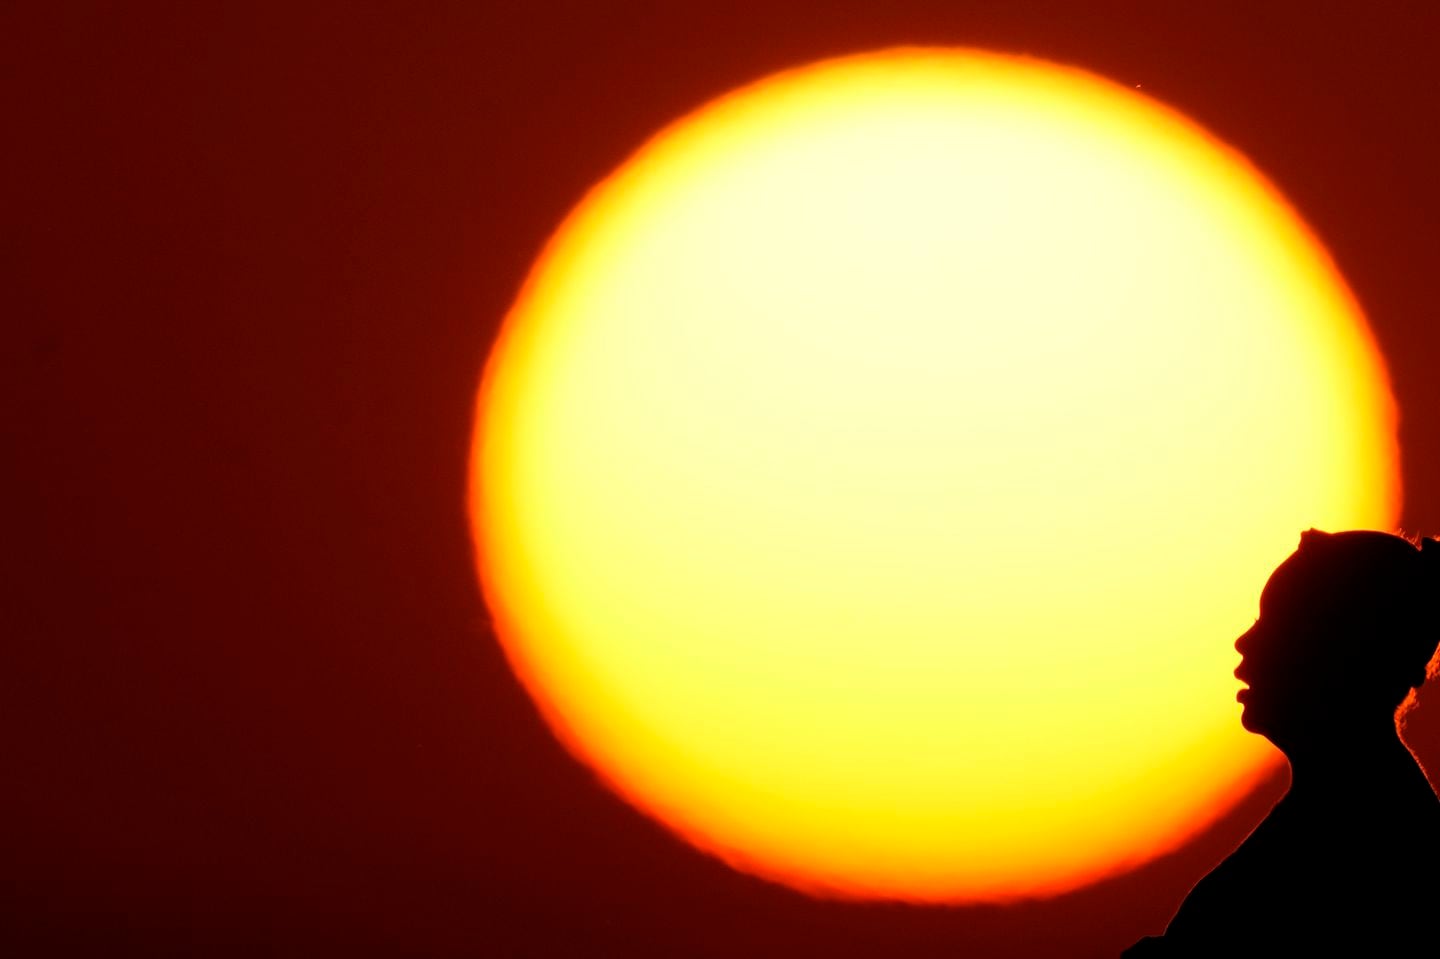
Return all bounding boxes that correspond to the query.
[7,3,1440,956]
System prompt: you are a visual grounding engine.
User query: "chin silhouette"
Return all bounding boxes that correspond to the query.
[1124,529,1440,957]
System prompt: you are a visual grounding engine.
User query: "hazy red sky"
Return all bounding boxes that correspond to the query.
[7,3,1440,956]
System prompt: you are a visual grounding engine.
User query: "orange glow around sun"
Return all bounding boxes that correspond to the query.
[469,49,1400,901]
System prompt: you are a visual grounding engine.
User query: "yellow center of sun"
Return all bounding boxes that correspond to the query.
[470,49,1399,901]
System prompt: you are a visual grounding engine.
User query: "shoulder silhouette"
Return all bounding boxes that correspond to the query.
[1125,529,1440,957]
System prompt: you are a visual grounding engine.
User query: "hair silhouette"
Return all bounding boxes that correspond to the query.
[1124,529,1440,957]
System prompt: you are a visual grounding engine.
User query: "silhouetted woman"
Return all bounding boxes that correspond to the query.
[1125,529,1440,956]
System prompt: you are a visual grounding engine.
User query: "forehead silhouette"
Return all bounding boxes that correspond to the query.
[1263,530,1419,618]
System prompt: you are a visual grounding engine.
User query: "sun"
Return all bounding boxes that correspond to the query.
[469,49,1399,901]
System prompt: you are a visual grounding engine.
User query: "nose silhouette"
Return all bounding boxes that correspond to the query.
[1233,625,1255,677]
[1234,623,1256,654]
[1232,619,1255,656]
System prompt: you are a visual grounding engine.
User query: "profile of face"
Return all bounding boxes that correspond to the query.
[1233,530,1435,752]
[1233,550,1329,744]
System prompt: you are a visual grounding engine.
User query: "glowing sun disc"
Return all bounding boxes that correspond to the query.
[471,48,1399,901]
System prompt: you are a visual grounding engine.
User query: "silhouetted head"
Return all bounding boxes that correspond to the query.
[1234,529,1440,752]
